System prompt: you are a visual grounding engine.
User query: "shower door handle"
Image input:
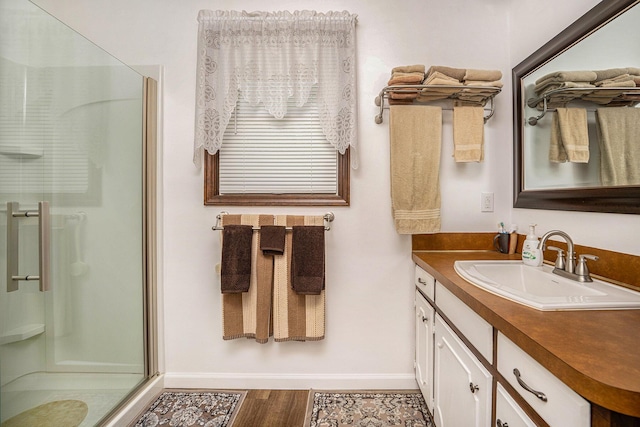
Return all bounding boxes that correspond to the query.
[38,201,51,292]
[6,201,51,292]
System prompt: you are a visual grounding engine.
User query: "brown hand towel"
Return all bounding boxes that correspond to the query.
[260,225,286,256]
[221,224,253,293]
[291,225,325,295]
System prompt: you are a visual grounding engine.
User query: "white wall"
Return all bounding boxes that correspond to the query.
[31,0,636,390]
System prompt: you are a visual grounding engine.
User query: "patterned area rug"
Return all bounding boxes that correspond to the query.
[305,390,435,427]
[131,389,246,427]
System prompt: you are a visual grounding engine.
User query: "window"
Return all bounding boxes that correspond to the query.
[204,90,350,206]
[194,10,357,206]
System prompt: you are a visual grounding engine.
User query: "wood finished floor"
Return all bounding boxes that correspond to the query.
[232,389,309,427]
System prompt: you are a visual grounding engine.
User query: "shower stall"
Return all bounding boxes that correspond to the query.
[0,0,157,425]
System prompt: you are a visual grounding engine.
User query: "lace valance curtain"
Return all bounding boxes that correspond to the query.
[194,10,358,168]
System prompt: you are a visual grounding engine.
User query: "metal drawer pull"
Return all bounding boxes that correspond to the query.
[417,278,427,285]
[421,316,429,323]
[469,382,479,393]
[513,368,548,402]
[497,420,509,427]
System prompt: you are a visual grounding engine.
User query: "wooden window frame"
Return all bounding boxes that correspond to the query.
[204,148,350,206]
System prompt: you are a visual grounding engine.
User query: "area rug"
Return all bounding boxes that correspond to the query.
[305,390,434,427]
[131,389,246,427]
[1,400,88,427]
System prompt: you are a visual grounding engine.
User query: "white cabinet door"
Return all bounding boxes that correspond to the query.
[433,314,492,427]
[415,290,435,411]
[496,383,537,427]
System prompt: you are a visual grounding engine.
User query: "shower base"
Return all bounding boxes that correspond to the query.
[1,371,144,426]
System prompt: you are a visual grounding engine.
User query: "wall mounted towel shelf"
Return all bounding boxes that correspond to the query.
[374,84,501,124]
[527,86,640,125]
[212,211,335,231]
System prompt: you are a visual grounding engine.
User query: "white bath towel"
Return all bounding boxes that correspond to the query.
[389,105,442,234]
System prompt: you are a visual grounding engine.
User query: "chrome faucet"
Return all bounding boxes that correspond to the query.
[537,230,598,282]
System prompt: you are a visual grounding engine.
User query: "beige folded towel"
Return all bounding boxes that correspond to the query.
[426,65,466,82]
[389,92,419,100]
[416,93,450,102]
[535,70,597,85]
[549,108,589,163]
[388,72,424,86]
[596,107,640,186]
[424,71,461,85]
[464,80,503,88]
[388,98,415,105]
[463,69,502,82]
[392,64,425,74]
[453,106,484,162]
[389,105,442,234]
[534,81,595,97]
[594,67,640,81]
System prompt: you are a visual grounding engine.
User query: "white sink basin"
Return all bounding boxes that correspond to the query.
[453,260,640,311]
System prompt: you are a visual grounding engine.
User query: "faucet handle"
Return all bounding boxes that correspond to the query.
[547,246,565,270]
[576,254,599,282]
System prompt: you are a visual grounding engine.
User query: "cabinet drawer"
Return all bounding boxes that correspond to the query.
[496,383,536,427]
[498,333,590,427]
[435,282,493,362]
[415,265,435,300]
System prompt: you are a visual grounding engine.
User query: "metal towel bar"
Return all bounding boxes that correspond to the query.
[374,84,501,124]
[212,211,335,231]
[526,86,640,125]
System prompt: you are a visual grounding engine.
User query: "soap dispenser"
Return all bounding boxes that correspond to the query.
[522,224,543,267]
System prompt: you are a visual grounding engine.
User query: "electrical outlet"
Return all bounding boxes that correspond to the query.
[481,192,494,212]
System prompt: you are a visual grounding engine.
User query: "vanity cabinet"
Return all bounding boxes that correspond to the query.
[414,263,591,427]
[433,314,492,427]
[415,290,435,411]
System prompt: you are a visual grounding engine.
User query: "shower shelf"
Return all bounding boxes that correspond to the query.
[0,144,44,159]
[374,84,501,124]
[0,323,45,346]
[526,86,640,125]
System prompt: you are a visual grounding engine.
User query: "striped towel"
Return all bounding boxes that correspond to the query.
[273,215,325,342]
[220,214,274,344]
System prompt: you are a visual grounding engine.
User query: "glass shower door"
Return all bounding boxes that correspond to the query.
[0,0,149,425]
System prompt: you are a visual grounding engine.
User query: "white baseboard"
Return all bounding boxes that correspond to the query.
[104,374,165,426]
[163,372,418,390]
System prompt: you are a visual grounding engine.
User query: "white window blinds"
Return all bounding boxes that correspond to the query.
[219,89,338,195]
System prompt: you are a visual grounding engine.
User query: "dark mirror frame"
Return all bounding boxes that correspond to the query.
[513,0,640,214]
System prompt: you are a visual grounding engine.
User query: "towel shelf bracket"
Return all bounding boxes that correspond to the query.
[374,84,501,124]
[526,86,640,126]
[212,211,335,231]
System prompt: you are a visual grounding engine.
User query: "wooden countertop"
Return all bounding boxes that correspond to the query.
[412,250,640,418]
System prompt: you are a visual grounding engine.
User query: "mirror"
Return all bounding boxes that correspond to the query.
[513,0,640,214]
